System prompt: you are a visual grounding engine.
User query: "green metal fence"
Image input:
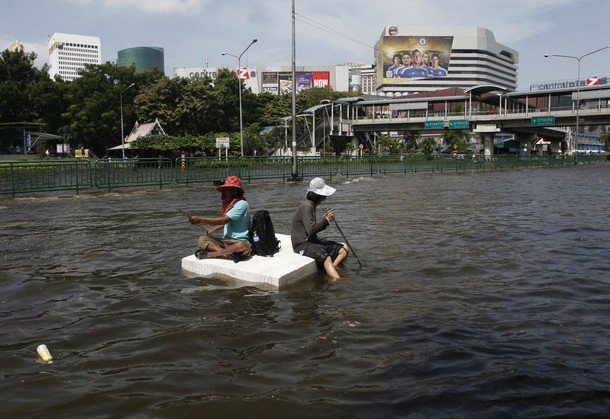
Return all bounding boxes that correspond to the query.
[0,160,92,198]
[0,154,606,198]
[94,158,174,191]
[175,157,239,186]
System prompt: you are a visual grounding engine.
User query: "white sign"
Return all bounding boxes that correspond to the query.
[216,137,230,148]
[474,124,500,133]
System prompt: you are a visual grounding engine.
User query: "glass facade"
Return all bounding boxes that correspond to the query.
[117,47,165,74]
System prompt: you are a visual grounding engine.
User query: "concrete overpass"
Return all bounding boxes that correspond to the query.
[323,84,610,156]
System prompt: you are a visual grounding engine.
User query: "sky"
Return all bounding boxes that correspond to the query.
[2,0,609,91]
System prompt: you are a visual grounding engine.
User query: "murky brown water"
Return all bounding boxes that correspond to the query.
[2,164,610,418]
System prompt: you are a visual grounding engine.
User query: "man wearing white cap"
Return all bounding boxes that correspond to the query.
[291,177,349,279]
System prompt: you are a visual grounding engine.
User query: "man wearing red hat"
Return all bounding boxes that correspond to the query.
[188,175,252,262]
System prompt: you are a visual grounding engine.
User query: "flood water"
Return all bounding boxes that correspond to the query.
[2,164,610,418]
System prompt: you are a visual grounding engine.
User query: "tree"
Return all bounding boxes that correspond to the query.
[443,129,469,152]
[0,47,45,122]
[60,63,140,153]
[600,128,610,151]
[258,92,292,127]
[134,74,183,135]
[377,134,400,155]
[419,137,438,154]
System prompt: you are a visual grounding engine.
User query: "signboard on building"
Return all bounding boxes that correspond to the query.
[262,72,279,94]
[174,67,219,80]
[529,77,608,91]
[375,34,453,84]
[263,71,330,95]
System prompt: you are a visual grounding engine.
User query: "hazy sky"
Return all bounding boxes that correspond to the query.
[2,0,609,90]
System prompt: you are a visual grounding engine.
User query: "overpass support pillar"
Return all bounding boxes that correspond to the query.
[515,132,537,155]
[481,133,494,159]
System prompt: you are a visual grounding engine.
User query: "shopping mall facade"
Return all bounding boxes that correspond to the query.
[174,26,519,98]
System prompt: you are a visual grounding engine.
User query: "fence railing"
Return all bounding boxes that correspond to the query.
[0,154,606,198]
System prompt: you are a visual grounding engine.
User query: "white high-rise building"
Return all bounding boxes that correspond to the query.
[48,32,101,81]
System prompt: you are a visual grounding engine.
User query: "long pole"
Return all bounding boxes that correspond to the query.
[291,0,298,179]
[575,59,580,160]
[223,39,257,157]
[333,219,363,268]
[238,53,243,157]
[120,83,135,160]
[544,46,609,157]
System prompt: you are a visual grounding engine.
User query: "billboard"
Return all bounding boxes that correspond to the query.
[262,72,279,94]
[262,71,330,95]
[376,32,453,84]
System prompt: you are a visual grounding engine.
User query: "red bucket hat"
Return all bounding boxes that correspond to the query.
[216,175,244,192]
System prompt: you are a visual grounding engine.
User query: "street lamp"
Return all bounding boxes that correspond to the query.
[222,38,258,156]
[545,46,609,157]
[120,83,135,160]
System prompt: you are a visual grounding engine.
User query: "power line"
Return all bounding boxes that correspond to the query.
[294,12,381,54]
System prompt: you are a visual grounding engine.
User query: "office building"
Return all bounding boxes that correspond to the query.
[117,47,165,74]
[48,32,101,81]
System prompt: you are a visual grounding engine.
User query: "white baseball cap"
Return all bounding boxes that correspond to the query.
[307,177,336,196]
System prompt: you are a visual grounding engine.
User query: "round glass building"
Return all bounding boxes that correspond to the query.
[117,47,164,74]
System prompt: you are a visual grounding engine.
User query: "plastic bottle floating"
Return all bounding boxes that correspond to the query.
[36,344,53,364]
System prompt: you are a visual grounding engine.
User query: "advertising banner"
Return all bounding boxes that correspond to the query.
[296,72,313,92]
[263,71,331,94]
[375,33,453,84]
[262,72,279,94]
[313,72,330,89]
[278,72,293,95]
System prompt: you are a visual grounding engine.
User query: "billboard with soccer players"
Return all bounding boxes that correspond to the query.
[376,28,453,84]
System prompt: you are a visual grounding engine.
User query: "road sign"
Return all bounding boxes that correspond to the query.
[425,120,445,130]
[531,116,555,127]
[449,119,469,129]
[216,137,230,148]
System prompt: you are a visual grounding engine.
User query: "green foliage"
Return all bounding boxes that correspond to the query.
[403,132,419,153]
[443,129,469,152]
[131,132,243,157]
[0,47,52,122]
[0,47,365,158]
[377,134,401,154]
[600,128,610,151]
[419,137,438,153]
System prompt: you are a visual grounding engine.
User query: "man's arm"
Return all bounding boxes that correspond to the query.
[189,215,231,226]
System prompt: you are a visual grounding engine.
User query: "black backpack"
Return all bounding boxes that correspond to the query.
[249,210,281,256]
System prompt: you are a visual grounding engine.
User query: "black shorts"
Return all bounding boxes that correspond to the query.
[303,240,344,266]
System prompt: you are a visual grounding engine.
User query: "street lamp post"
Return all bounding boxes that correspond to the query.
[545,46,609,157]
[222,38,258,157]
[120,83,135,160]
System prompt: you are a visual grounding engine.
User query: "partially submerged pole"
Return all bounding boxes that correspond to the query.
[290,0,298,180]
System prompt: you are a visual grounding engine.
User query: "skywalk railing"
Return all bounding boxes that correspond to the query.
[0,154,606,198]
